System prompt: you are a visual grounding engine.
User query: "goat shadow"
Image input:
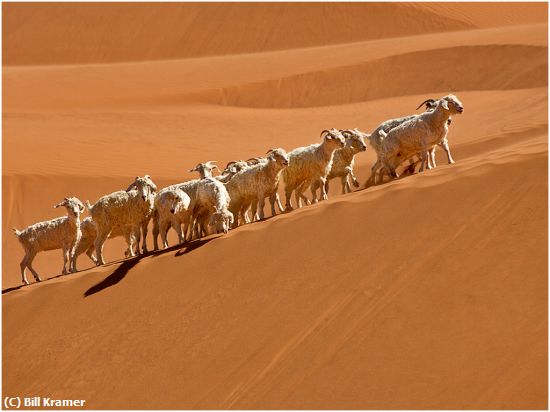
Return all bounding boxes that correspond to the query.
[2,284,25,294]
[83,237,213,297]
[3,271,79,295]
[83,257,142,298]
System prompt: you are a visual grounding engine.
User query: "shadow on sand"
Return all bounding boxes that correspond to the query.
[2,284,25,294]
[83,257,142,297]
[175,238,213,256]
[83,237,214,297]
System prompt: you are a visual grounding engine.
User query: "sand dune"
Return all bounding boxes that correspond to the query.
[2,2,548,409]
[4,3,546,66]
[4,3,476,65]
[3,132,547,408]
[4,23,546,112]
[422,2,548,28]
[193,44,547,108]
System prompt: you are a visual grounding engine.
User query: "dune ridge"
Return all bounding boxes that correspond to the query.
[4,23,546,112]
[190,44,547,108]
[3,2,477,65]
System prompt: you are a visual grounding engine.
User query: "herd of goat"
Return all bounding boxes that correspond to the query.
[13,94,464,285]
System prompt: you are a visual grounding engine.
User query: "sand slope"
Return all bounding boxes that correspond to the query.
[2,2,548,409]
[4,2,476,65]
[3,133,547,408]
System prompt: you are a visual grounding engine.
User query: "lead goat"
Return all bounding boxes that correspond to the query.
[415,98,455,170]
[374,94,463,180]
[365,95,461,186]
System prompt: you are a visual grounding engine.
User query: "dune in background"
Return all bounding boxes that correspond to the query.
[2,2,548,409]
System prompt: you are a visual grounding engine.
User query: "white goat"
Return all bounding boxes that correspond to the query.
[225,148,289,227]
[365,96,459,186]
[13,197,85,285]
[74,217,137,270]
[151,180,201,246]
[73,217,99,268]
[282,128,345,210]
[152,161,225,245]
[86,176,157,265]
[415,98,455,170]
[216,161,250,184]
[153,162,234,243]
[150,162,215,249]
[365,113,420,187]
[249,151,288,221]
[191,177,234,238]
[125,174,157,253]
[189,161,219,179]
[152,188,191,249]
[312,128,368,197]
[375,94,464,180]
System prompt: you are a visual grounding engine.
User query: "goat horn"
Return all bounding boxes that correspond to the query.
[320,129,330,138]
[416,99,436,111]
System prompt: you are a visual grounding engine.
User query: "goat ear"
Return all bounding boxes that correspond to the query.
[440,99,449,110]
[79,203,85,212]
[126,181,137,192]
[53,199,67,208]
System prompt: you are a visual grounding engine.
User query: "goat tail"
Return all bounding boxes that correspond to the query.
[85,200,93,211]
[12,228,21,237]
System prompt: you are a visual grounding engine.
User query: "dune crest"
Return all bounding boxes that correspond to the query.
[4,2,476,65]
[191,45,547,108]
